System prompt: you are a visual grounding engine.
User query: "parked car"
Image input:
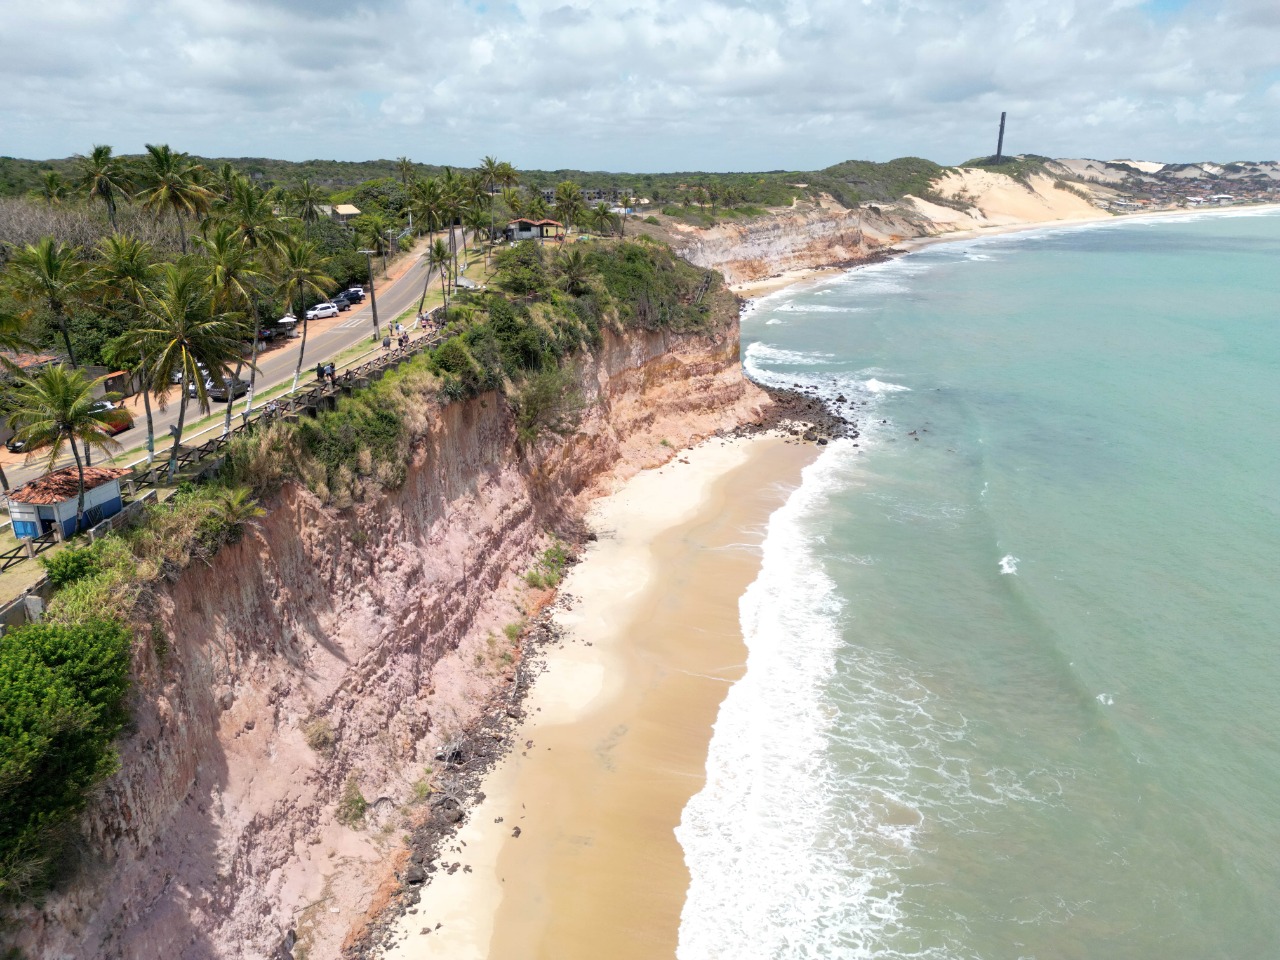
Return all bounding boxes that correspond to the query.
[208,377,249,402]
[306,302,339,320]
[345,287,365,302]
[330,293,354,311]
[90,400,134,436]
[171,362,209,385]
[5,434,29,454]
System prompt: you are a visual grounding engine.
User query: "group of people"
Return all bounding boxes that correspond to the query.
[383,322,412,351]
[315,361,338,384]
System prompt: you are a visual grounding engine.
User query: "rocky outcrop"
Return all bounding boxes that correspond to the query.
[7,319,769,960]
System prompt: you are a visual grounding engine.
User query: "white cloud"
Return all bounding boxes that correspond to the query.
[3,0,1279,169]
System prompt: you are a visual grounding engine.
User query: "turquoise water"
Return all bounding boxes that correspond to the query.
[677,210,1280,959]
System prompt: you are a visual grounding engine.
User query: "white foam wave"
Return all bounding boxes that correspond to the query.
[865,378,910,394]
[745,342,835,367]
[677,443,869,958]
[774,302,865,314]
[999,554,1019,575]
[1096,693,1115,706]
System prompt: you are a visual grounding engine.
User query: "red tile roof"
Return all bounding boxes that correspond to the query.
[7,466,129,505]
[508,218,564,227]
[1,351,60,372]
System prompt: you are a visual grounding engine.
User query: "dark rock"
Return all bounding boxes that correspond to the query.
[405,864,426,884]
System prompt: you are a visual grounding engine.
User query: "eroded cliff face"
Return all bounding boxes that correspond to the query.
[9,320,768,960]
[669,195,928,285]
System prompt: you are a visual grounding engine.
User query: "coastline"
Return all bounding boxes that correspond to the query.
[376,434,816,958]
[728,201,1280,300]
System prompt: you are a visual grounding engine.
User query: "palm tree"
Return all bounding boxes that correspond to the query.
[92,235,160,459]
[589,202,617,237]
[410,177,445,244]
[526,193,549,221]
[213,176,292,250]
[357,212,395,274]
[195,223,261,435]
[556,247,593,295]
[4,237,89,366]
[429,238,451,317]
[275,236,334,391]
[210,162,240,205]
[135,143,214,254]
[554,181,585,235]
[7,365,124,532]
[396,156,413,187]
[74,145,134,231]
[501,186,525,221]
[289,179,327,233]
[136,262,242,477]
[479,155,502,249]
[38,171,69,206]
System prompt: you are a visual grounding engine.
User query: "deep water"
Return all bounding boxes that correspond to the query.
[677,209,1280,959]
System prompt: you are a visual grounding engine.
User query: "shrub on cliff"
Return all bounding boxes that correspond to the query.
[0,619,132,900]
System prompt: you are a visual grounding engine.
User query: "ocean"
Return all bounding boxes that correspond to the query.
[676,210,1280,959]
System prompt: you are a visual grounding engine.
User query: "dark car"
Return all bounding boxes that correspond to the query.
[90,400,134,436]
[5,434,29,454]
[331,293,354,311]
[208,377,249,402]
[344,288,365,303]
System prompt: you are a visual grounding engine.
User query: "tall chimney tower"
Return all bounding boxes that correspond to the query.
[995,112,1007,163]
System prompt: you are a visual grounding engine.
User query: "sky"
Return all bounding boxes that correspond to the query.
[4,0,1279,172]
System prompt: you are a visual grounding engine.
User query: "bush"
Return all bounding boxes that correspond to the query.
[513,362,585,444]
[0,619,132,899]
[303,718,335,755]
[39,543,100,588]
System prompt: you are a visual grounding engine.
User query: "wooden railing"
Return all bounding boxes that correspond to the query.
[1,324,447,587]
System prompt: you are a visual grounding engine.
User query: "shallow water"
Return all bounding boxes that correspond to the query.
[678,210,1280,959]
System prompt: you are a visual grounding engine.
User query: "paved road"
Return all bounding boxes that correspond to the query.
[1,249,437,490]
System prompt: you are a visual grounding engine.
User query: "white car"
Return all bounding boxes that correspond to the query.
[306,302,339,320]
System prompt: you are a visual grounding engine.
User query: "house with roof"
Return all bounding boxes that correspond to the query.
[331,204,361,224]
[6,466,129,539]
[504,218,565,242]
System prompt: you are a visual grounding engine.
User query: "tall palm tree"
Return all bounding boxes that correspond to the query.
[210,162,240,205]
[211,176,292,252]
[429,238,451,317]
[74,145,134,231]
[135,143,214,254]
[4,237,89,366]
[7,365,124,532]
[396,156,413,187]
[410,177,445,244]
[136,262,241,477]
[275,236,334,391]
[289,179,327,233]
[439,167,463,286]
[479,155,502,250]
[554,181,585,235]
[501,186,525,221]
[195,223,261,435]
[91,235,160,459]
[590,201,617,237]
[357,212,396,274]
[526,193,550,221]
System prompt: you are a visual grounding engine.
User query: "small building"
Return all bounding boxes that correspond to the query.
[504,218,566,242]
[332,204,361,224]
[6,466,129,539]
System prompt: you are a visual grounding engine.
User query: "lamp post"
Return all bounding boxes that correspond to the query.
[358,248,381,340]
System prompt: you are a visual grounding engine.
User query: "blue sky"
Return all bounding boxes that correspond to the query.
[3,0,1278,171]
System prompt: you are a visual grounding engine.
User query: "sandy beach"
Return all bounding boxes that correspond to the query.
[379,434,816,958]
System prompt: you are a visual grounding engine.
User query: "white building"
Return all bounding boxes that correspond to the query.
[6,466,128,539]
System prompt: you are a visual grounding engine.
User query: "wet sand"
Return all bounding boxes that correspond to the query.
[381,434,815,958]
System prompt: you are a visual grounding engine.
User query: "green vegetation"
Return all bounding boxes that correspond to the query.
[303,718,336,755]
[959,154,1052,185]
[336,774,368,827]
[524,540,570,589]
[0,618,132,899]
